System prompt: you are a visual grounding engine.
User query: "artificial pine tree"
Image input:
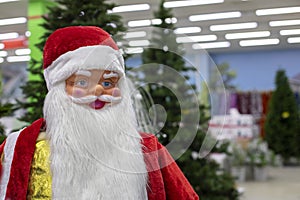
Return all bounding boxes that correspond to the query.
[0,70,14,143]
[141,1,239,199]
[265,69,300,163]
[17,0,126,123]
[201,62,237,115]
[141,0,193,145]
[210,62,237,91]
[0,102,14,144]
[176,103,239,200]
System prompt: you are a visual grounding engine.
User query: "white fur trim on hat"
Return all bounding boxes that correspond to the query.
[44,45,125,90]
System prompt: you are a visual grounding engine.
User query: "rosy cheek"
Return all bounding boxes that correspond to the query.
[111,88,121,97]
[71,88,86,98]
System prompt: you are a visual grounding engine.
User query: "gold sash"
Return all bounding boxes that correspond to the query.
[27,138,52,199]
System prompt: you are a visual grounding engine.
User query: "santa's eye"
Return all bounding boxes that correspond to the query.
[101,81,113,88]
[74,79,88,88]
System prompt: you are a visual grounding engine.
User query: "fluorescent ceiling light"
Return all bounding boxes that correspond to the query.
[256,7,300,16]
[151,19,162,25]
[125,47,144,54]
[287,37,300,43]
[189,11,241,22]
[165,17,177,24]
[128,40,150,47]
[124,31,147,39]
[0,51,8,57]
[174,27,201,34]
[7,55,30,62]
[0,57,3,63]
[15,48,31,55]
[127,18,175,27]
[110,4,150,13]
[164,0,224,8]
[192,41,231,49]
[0,0,19,3]
[225,31,270,39]
[269,19,300,27]
[0,32,19,40]
[176,35,217,43]
[280,29,300,35]
[128,20,151,27]
[0,43,4,49]
[239,38,280,47]
[210,22,258,31]
[0,17,27,26]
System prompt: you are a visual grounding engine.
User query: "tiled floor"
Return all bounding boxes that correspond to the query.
[237,166,300,200]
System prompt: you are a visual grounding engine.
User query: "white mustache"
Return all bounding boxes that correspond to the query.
[70,95,122,104]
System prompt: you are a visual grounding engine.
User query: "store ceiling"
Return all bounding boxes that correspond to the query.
[0,0,300,61]
[110,0,300,53]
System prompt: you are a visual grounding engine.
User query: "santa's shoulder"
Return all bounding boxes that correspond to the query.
[140,132,158,143]
[0,118,45,153]
[140,132,164,153]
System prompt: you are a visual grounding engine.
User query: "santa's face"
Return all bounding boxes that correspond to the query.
[44,68,148,199]
[65,69,122,110]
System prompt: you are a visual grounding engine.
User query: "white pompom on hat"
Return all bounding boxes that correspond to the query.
[43,26,124,90]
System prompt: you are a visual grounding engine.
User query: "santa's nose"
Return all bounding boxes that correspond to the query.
[93,84,104,96]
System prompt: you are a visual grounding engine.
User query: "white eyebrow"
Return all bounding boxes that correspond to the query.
[75,70,92,77]
[103,71,119,79]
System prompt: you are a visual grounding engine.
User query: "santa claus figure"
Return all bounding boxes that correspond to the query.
[0,26,199,200]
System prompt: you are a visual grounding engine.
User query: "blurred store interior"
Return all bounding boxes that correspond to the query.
[0,0,300,199]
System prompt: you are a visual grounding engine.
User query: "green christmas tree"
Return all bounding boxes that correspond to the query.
[141,0,193,145]
[0,69,14,143]
[210,62,237,91]
[17,0,126,123]
[140,1,239,199]
[265,69,300,163]
[0,102,14,144]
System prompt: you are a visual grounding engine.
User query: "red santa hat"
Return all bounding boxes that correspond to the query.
[43,26,125,90]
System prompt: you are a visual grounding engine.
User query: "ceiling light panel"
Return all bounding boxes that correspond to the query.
[127,18,174,27]
[189,11,241,22]
[0,57,3,63]
[15,48,31,55]
[280,29,300,36]
[269,19,300,27]
[192,41,231,49]
[174,27,201,34]
[125,47,144,54]
[225,31,271,39]
[287,37,300,44]
[0,32,19,40]
[0,51,8,57]
[128,40,150,47]
[151,19,162,25]
[128,20,151,27]
[123,31,147,39]
[6,55,30,62]
[256,7,300,16]
[165,17,177,24]
[0,0,19,3]
[210,22,258,31]
[110,4,150,13]
[0,17,27,26]
[239,38,280,47]
[176,35,217,43]
[164,0,224,8]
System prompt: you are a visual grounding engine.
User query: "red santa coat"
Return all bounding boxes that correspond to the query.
[0,118,199,200]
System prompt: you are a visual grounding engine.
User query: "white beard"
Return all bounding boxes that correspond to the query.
[43,80,148,200]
